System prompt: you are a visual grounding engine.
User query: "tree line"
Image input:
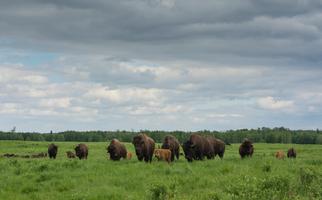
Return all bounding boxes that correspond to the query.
[0,127,322,144]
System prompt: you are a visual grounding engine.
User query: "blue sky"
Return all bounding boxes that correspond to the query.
[0,0,322,132]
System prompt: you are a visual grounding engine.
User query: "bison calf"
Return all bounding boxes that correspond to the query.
[32,152,47,158]
[127,152,133,160]
[154,149,172,163]
[275,151,285,159]
[66,151,76,158]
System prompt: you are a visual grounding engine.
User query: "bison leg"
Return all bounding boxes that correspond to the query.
[176,151,179,160]
[197,152,204,160]
[170,151,175,162]
[144,156,150,163]
[218,152,224,159]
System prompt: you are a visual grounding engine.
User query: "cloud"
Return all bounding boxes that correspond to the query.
[0,1,322,65]
[1,1,322,131]
[0,64,48,84]
[257,96,294,110]
[39,97,71,108]
[84,85,164,104]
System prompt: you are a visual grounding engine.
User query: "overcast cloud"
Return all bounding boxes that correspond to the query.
[0,0,322,132]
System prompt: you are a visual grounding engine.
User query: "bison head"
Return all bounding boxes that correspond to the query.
[74,145,82,157]
[161,143,170,149]
[154,149,161,160]
[107,144,115,154]
[182,141,194,162]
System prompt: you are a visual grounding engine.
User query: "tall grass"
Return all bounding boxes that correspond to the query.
[0,141,321,200]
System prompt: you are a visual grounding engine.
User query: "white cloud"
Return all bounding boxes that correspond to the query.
[126,104,184,115]
[257,96,294,110]
[84,85,164,104]
[207,113,244,118]
[0,103,19,114]
[39,97,71,108]
[0,65,48,84]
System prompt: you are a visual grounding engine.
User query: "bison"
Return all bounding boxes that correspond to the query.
[287,148,296,158]
[107,139,127,161]
[182,134,213,162]
[239,138,254,158]
[74,143,88,160]
[66,151,76,158]
[207,137,225,159]
[2,153,18,158]
[154,149,172,163]
[161,135,180,162]
[275,150,285,159]
[132,133,155,163]
[32,152,47,158]
[48,143,58,159]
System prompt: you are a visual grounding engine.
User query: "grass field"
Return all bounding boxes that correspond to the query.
[0,140,321,200]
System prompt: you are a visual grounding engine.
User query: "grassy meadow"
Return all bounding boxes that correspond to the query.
[0,140,322,200]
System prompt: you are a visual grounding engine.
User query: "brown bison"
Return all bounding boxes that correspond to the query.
[207,137,226,159]
[239,138,254,158]
[127,152,133,160]
[182,134,213,162]
[107,139,127,161]
[154,149,172,163]
[161,135,180,162]
[66,151,76,158]
[48,143,58,159]
[75,143,88,160]
[275,150,285,159]
[2,153,18,158]
[287,148,296,158]
[132,133,155,163]
[32,152,47,158]
[31,152,47,158]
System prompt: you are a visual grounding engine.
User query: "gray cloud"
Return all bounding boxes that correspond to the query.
[1,1,322,131]
[1,0,322,64]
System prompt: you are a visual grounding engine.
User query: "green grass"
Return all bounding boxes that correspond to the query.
[0,141,322,200]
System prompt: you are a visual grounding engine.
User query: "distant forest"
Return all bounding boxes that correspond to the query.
[1,127,322,144]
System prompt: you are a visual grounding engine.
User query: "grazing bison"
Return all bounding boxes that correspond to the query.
[132,133,155,163]
[74,144,88,160]
[239,138,254,158]
[107,139,127,161]
[127,152,133,160]
[207,137,226,159]
[161,135,180,161]
[275,150,285,159]
[182,134,213,162]
[2,153,18,158]
[32,152,47,158]
[66,151,76,158]
[48,143,58,159]
[154,149,172,163]
[287,148,296,158]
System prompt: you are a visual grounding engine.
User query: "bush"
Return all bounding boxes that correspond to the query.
[148,181,177,200]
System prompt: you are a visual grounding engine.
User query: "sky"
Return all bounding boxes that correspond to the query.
[1,0,322,132]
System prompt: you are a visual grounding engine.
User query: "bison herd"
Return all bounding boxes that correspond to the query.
[1,134,298,163]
